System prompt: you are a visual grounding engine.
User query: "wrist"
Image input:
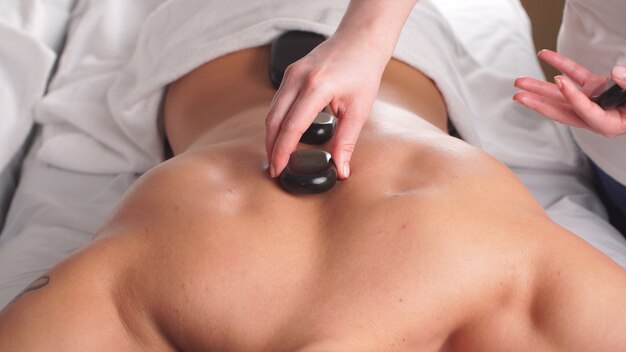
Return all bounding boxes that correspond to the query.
[332,26,394,66]
[335,0,417,60]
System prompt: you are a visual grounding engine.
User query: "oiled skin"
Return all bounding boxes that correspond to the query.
[1,47,626,351]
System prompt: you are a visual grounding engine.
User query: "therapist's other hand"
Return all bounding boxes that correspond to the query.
[514,50,626,138]
[265,33,388,179]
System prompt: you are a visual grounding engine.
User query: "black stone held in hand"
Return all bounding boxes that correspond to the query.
[592,81,626,110]
[279,150,337,195]
[300,112,337,145]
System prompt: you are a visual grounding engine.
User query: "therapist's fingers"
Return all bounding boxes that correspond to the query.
[266,69,302,165]
[538,50,592,86]
[556,76,626,137]
[613,66,626,90]
[538,50,607,96]
[330,105,367,179]
[515,77,567,103]
[513,91,592,129]
[270,88,331,178]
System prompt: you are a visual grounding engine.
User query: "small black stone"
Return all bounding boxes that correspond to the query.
[279,150,337,194]
[592,82,626,110]
[300,112,337,145]
[269,31,327,90]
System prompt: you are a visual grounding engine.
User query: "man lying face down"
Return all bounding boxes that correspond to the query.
[1,46,626,351]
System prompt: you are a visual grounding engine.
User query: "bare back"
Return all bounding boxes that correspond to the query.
[1,47,626,351]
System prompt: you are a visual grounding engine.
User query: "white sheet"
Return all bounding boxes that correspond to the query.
[0,0,75,172]
[0,139,28,232]
[33,0,586,178]
[0,0,76,231]
[1,0,625,309]
[0,134,137,307]
[35,0,166,173]
[35,0,483,173]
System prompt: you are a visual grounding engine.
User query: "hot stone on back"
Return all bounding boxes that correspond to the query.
[300,112,337,145]
[279,150,337,194]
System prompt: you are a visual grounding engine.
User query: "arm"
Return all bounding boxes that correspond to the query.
[462,224,626,350]
[533,229,626,350]
[265,0,419,179]
[335,0,419,54]
[0,247,139,351]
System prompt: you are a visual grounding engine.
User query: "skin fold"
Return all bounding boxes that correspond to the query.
[1,47,626,351]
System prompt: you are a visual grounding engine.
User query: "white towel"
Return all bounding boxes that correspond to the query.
[39,0,488,173]
[34,0,165,173]
[39,0,583,176]
[0,0,74,172]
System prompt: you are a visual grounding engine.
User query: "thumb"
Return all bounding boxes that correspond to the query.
[611,66,626,88]
[331,111,366,180]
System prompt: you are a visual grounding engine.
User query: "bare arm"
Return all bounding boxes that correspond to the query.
[531,226,626,350]
[453,222,626,351]
[0,246,141,351]
[336,0,419,55]
[265,0,419,179]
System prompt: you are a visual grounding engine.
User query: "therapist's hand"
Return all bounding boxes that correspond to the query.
[265,33,389,179]
[514,50,626,138]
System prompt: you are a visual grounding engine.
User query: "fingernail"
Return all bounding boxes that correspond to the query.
[613,66,626,80]
[513,93,529,105]
[343,162,350,178]
[554,76,564,89]
[269,164,276,178]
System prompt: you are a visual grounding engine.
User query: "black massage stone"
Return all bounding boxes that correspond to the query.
[592,82,626,110]
[269,31,327,89]
[279,150,337,194]
[300,112,337,145]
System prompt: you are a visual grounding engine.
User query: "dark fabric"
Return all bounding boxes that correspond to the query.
[591,162,626,236]
[163,137,174,160]
[447,119,461,139]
